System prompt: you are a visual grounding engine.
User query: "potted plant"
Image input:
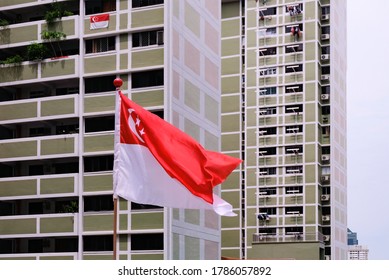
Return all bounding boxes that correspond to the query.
[45,2,73,24]
[41,30,67,58]
[1,54,23,65]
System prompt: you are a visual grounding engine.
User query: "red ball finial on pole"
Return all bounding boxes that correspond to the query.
[113,78,123,89]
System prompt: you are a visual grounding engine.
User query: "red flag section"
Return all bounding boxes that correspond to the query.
[90,14,109,30]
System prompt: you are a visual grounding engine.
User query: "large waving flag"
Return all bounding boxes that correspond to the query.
[113,91,241,216]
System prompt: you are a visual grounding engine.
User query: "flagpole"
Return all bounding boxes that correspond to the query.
[113,78,123,260]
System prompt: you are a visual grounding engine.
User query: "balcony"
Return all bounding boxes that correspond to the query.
[0,55,79,86]
[0,94,79,124]
[0,213,78,238]
[253,232,324,243]
[0,173,79,199]
[0,134,79,162]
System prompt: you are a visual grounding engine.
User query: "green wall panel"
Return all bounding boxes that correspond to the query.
[41,98,75,116]
[84,174,113,192]
[84,95,115,113]
[0,179,36,197]
[132,8,164,28]
[40,216,74,233]
[84,214,113,231]
[0,102,37,121]
[132,49,164,68]
[40,176,75,194]
[222,114,240,132]
[0,141,37,159]
[132,90,164,107]
[0,64,38,84]
[222,19,240,37]
[131,212,163,230]
[0,218,36,235]
[41,59,75,78]
[84,134,114,153]
[85,55,116,73]
[40,137,74,155]
[222,76,240,94]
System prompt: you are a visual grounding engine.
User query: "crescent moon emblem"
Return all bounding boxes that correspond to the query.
[92,16,98,23]
[128,109,145,143]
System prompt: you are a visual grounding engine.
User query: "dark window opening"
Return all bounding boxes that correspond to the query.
[85,75,116,94]
[258,207,276,215]
[285,104,303,113]
[259,47,277,56]
[56,124,79,135]
[322,86,330,95]
[132,0,164,8]
[285,207,303,215]
[322,106,330,115]
[258,228,276,235]
[258,147,276,156]
[85,0,116,15]
[286,166,303,174]
[322,146,330,154]
[285,23,303,33]
[131,202,162,210]
[285,145,303,154]
[258,87,277,95]
[285,125,303,134]
[285,84,303,93]
[259,167,276,175]
[85,116,114,133]
[84,195,114,212]
[322,66,330,75]
[285,44,303,53]
[285,226,303,234]
[84,155,114,172]
[258,187,277,195]
[285,186,303,194]
[84,235,113,251]
[131,233,164,251]
[132,69,164,89]
[258,106,276,115]
[285,64,303,73]
[258,126,277,136]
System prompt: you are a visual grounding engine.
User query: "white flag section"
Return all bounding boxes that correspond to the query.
[90,14,109,30]
[115,144,236,216]
[113,91,241,216]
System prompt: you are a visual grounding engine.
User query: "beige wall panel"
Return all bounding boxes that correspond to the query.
[41,97,75,116]
[305,164,316,184]
[132,90,164,107]
[120,13,128,29]
[84,95,115,113]
[305,205,316,224]
[222,133,240,151]
[132,48,164,68]
[41,137,74,155]
[184,80,200,112]
[0,141,37,159]
[184,209,200,225]
[85,55,116,73]
[84,134,114,153]
[222,114,240,132]
[205,95,219,125]
[185,2,200,37]
[222,38,240,56]
[222,56,240,75]
[0,179,36,197]
[84,214,113,231]
[222,95,240,113]
[132,254,164,260]
[0,64,38,83]
[221,214,240,228]
[222,19,240,37]
[132,8,163,28]
[185,236,200,259]
[0,219,36,235]
[222,76,240,94]
[120,53,128,70]
[248,242,321,260]
[222,171,240,190]
[222,229,240,247]
[222,2,240,19]
[40,176,75,194]
[40,216,74,233]
[305,62,316,81]
[304,144,316,163]
[222,191,240,209]
[131,212,163,230]
[0,25,37,45]
[0,102,37,121]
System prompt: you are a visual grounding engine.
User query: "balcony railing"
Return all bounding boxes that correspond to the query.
[253,232,325,243]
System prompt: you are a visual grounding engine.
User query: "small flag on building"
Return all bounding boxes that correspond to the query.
[90,14,110,30]
[113,90,242,216]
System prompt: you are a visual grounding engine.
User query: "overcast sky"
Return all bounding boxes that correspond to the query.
[346,0,389,260]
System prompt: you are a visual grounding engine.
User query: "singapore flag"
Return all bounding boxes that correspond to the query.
[113,92,242,216]
[90,14,109,30]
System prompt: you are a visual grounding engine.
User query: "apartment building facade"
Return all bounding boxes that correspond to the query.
[220,0,347,260]
[0,0,224,260]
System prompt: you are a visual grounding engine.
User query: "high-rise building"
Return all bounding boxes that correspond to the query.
[220,0,347,260]
[0,0,224,260]
[347,228,358,245]
[348,245,369,260]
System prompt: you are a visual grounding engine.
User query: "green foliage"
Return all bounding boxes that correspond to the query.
[44,2,73,24]
[1,54,23,65]
[41,30,67,41]
[61,201,78,213]
[26,42,48,61]
[0,18,9,28]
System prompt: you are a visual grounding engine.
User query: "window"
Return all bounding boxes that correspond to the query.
[84,195,113,212]
[258,126,277,135]
[56,124,79,135]
[132,69,164,88]
[133,30,164,47]
[260,7,277,16]
[321,46,330,55]
[322,126,330,136]
[258,228,276,235]
[321,106,330,115]
[258,187,277,195]
[285,207,303,215]
[85,0,116,15]
[285,226,303,234]
[131,233,164,251]
[322,66,330,75]
[258,207,277,215]
[84,235,112,251]
[85,116,114,133]
[322,146,330,155]
[285,64,303,73]
[322,86,330,95]
[258,106,276,115]
[286,166,303,174]
[285,84,303,93]
[258,27,277,37]
[131,202,162,210]
[285,145,303,154]
[259,47,277,56]
[285,186,303,194]
[285,43,303,53]
[29,127,51,137]
[259,167,276,175]
[85,75,116,94]
[286,4,303,15]
[132,0,164,8]
[285,104,303,114]
[285,125,303,133]
[259,67,277,76]
[258,147,276,156]
[322,26,330,35]
[84,155,113,172]
[258,87,277,95]
[285,24,303,33]
[322,6,330,15]
[86,36,115,54]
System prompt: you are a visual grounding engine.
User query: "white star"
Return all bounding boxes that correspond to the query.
[139,128,145,136]
[135,117,141,126]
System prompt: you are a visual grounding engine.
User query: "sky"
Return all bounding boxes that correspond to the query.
[346,0,389,260]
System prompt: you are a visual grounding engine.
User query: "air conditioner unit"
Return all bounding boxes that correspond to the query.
[323,116,329,123]
[321,175,330,182]
[321,34,330,40]
[321,94,330,100]
[321,154,330,162]
[324,235,330,242]
[321,54,329,60]
[321,194,330,201]
[321,14,330,21]
[322,215,330,222]
[321,75,330,81]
